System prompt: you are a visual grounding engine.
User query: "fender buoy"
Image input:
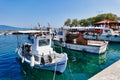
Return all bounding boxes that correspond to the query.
[30,55,35,67]
[22,57,25,63]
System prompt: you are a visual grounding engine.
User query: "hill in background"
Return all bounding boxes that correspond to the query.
[0,25,30,30]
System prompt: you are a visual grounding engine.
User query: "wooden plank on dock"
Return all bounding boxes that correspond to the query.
[89,60,120,80]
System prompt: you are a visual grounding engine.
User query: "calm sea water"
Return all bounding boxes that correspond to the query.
[0,35,120,80]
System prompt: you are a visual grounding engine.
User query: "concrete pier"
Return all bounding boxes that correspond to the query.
[89,60,120,80]
[0,30,48,34]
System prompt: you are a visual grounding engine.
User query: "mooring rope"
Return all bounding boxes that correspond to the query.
[68,60,75,80]
[54,45,75,80]
[22,34,27,44]
[52,61,57,80]
[16,35,21,48]
[16,35,22,53]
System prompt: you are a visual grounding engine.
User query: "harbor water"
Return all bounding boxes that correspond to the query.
[0,35,120,80]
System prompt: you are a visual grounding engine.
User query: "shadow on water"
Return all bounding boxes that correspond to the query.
[53,45,108,80]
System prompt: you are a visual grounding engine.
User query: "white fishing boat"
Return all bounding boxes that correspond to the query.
[83,27,120,42]
[53,27,108,54]
[17,30,68,73]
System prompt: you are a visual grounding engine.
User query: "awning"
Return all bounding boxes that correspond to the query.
[95,20,120,24]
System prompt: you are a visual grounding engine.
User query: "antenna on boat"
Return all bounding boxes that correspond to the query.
[38,22,43,36]
[37,22,41,30]
[48,22,50,27]
[47,22,52,34]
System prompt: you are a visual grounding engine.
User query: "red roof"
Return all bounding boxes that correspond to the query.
[95,20,120,24]
[92,29,103,33]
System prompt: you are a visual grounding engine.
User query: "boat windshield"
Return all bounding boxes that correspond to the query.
[39,39,50,46]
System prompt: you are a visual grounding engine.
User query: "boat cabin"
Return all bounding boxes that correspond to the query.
[84,27,119,36]
[31,35,53,56]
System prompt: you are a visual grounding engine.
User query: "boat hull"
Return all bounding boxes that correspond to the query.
[34,58,67,73]
[53,40,108,54]
[17,49,68,73]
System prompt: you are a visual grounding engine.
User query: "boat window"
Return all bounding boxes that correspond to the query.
[58,31,63,35]
[39,39,50,46]
[105,30,110,33]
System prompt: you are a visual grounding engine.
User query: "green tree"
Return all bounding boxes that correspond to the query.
[87,17,96,25]
[64,18,71,26]
[95,13,117,23]
[105,13,117,20]
[79,19,89,26]
[64,13,118,27]
[71,19,78,27]
[87,13,118,25]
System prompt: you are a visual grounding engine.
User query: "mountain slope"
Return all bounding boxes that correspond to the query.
[0,25,30,30]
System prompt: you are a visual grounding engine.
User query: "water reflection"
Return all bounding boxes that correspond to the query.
[0,35,119,80]
[16,35,108,80]
[54,46,107,79]
[54,46,107,64]
[17,58,67,80]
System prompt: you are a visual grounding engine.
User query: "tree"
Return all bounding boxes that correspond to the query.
[94,13,117,23]
[79,19,89,27]
[71,19,78,27]
[64,13,118,27]
[105,13,117,20]
[64,18,71,26]
[87,17,96,25]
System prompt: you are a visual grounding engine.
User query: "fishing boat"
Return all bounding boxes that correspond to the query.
[83,27,120,42]
[53,27,108,54]
[16,30,68,73]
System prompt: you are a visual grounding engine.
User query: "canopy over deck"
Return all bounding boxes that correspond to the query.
[95,20,120,24]
[94,20,120,30]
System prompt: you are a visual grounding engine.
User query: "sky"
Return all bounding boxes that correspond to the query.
[0,0,120,28]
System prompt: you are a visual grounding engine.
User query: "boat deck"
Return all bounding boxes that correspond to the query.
[87,40,105,46]
[89,60,120,80]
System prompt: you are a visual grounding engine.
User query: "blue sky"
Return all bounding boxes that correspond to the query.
[0,0,120,28]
